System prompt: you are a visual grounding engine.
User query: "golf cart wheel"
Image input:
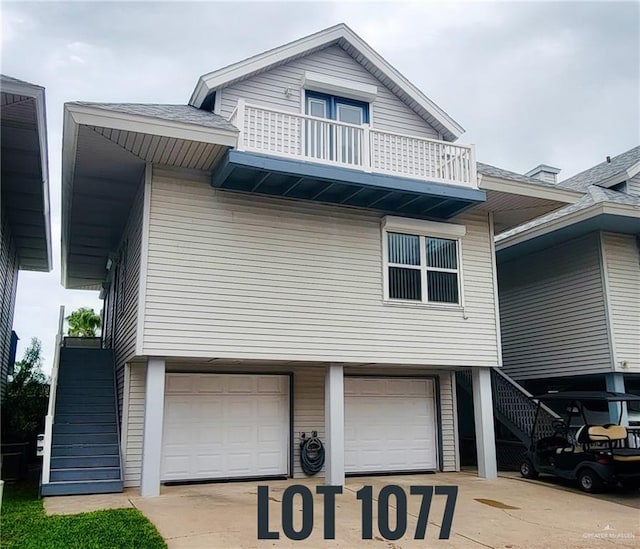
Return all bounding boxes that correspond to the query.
[520,460,538,479]
[577,468,603,493]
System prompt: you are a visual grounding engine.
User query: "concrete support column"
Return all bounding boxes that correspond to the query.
[324,363,345,486]
[472,367,498,479]
[605,373,628,425]
[140,357,166,497]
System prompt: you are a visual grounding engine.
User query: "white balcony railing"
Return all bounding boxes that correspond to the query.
[229,100,477,189]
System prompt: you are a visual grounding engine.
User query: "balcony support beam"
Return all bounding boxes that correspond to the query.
[282,177,305,196]
[310,182,334,200]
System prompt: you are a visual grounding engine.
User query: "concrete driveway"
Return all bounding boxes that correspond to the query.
[45,472,639,548]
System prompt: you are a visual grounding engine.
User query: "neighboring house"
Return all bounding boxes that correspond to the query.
[0,75,52,398]
[497,147,640,424]
[43,24,581,496]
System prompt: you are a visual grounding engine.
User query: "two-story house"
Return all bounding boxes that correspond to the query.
[497,147,640,424]
[42,24,581,496]
[1,75,52,398]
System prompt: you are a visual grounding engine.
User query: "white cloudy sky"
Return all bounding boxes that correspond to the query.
[2,0,639,373]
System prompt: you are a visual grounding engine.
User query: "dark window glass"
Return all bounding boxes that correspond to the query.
[427,271,459,303]
[389,267,421,300]
[426,237,457,269]
[388,233,420,265]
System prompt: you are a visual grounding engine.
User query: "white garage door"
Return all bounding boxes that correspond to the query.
[345,377,437,473]
[161,373,289,481]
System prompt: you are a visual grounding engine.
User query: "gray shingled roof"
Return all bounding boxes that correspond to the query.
[496,185,640,242]
[1,74,42,88]
[68,102,239,132]
[477,162,563,189]
[559,145,640,191]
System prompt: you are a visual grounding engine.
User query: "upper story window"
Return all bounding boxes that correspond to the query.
[382,217,465,306]
[305,91,370,124]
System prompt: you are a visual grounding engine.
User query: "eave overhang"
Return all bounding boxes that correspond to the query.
[211,150,485,219]
[62,104,237,289]
[1,75,52,271]
[475,173,584,234]
[496,202,640,262]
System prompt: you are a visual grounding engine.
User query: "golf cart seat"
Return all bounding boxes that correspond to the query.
[576,424,627,444]
[611,448,640,462]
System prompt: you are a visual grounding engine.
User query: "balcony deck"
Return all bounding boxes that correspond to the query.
[212,101,485,219]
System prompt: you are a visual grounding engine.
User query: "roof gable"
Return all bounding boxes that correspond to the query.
[190,23,463,141]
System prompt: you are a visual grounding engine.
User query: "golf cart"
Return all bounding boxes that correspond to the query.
[520,391,640,493]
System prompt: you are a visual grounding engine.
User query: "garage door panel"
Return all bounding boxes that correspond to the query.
[162,374,289,481]
[165,374,193,393]
[227,375,254,393]
[345,377,437,474]
[199,376,224,393]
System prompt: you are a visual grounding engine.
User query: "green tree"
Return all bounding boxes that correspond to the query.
[66,307,101,337]
[1,338,49,448]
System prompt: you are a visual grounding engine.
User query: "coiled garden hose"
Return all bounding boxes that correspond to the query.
[300,432,325,476]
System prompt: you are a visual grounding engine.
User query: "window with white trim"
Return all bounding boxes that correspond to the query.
[385,231,461,304]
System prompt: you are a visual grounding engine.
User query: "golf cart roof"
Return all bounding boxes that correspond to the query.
[533,391,640,402]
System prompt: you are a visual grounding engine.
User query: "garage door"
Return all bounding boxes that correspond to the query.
[161,373,289,481]
[345,377,437,473]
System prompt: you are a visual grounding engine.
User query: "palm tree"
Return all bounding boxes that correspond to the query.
[66,307,101,337]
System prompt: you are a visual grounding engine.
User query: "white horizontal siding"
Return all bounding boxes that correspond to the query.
[626,173,640,197]
[499,233,612,380]
[123,363,146,487]
[602,233,640,372]
[122,362,458,487]
[103,182,143,418]
[220,45,439,139]
[438,371,458,472]
[0,210,19,399]
[142,171,499,366]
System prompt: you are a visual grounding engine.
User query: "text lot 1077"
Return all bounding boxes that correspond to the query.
[257,484,458,541]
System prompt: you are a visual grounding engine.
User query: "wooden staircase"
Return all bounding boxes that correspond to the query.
[41,347,123,496]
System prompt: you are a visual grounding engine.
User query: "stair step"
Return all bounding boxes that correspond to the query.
[53,423,117,434]
[55,405,116,414]
[58,375,114,383]
[55,413,116,424]
[52,432,118,445]
[56,387,115,402]
[55,396,116,406]
[50,467,121,482]
[41,479,123,496]
[51,455,120,468]
[52,443,119,456]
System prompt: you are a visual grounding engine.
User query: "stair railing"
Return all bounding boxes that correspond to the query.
[490,368,559,443]
[41,305,65,486]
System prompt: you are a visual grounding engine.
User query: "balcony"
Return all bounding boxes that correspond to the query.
[212,100,485,219]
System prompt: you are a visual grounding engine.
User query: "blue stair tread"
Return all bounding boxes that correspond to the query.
[52,443,120,456]
[41,479,123,496]
[50,467,122,482]
[53,424,117,434]
[52,455,120,468]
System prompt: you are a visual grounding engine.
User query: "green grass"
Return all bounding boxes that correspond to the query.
[1,483,166,549]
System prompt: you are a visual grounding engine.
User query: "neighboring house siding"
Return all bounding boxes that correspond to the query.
[219,45,440,139]
[122,363,457,486]
[103,182,143,417]
[123,363,146,487]
[142,168,499,366]
[0,210,19,399]
[626,173,640,197]
[602,232,640,372]
[498,233,612,380]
